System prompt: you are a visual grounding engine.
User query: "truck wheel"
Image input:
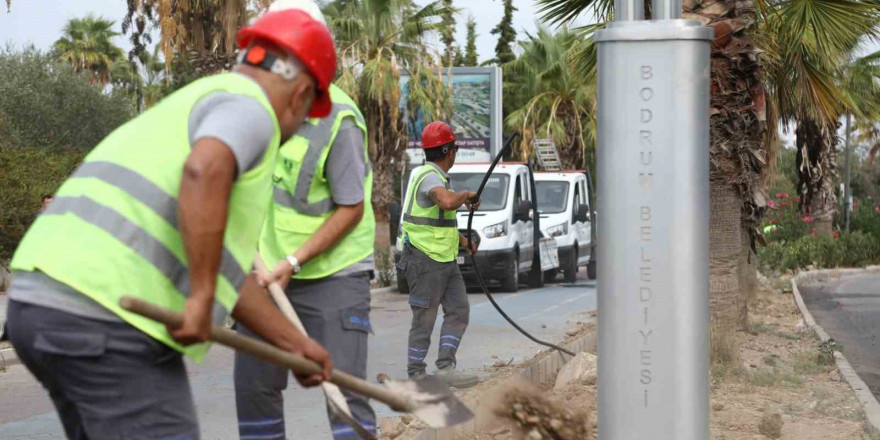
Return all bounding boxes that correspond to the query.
[563,247,578,282]
[544,269,558,283]
[587,260,597,280]
[500,256,519,293]
[396,269,410,294]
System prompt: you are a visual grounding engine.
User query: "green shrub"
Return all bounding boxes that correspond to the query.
[0,146,86,261]
[0,47,132,152]
[758,232,880,272]
[850,202,880,238]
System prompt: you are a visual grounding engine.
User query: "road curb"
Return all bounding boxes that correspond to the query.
[791,266,880,434]
[403,330,597,440]
[0,347,19,369]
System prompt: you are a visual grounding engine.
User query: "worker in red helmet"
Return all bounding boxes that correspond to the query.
[5,9,336,439]
[397,121,482,389]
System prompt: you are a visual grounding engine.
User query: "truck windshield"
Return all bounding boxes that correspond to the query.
[535,181,569,214]
[448,173,510,211]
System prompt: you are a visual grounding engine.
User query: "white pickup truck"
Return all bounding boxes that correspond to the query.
[534,170,596,282]
[393,162,548,292]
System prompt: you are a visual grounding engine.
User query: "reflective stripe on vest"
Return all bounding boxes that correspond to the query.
[272,103,367,216]
[60,161,247,292]
[402,213,457,227]
[403,166,456,227]
[401,164,460,262]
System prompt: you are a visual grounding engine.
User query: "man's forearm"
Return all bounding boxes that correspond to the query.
[291,203,364,265]
[179,142,236,303]
[232,274,308,351]
[431,189,469,211]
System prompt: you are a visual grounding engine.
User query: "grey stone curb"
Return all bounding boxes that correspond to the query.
[402,330,598,440]
[0,347,18,369]
[791,266,880,434]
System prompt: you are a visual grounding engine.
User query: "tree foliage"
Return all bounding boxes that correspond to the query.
[439,0,458,66]
[0,47,132,152]
[489,0,518,65]
[52,14,125,86]
[457,15,479,66]
[0,47,133,260]
[503,26,595,171]
[123,0,269,75]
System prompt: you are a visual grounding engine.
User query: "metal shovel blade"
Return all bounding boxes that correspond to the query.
[382,375,474,428]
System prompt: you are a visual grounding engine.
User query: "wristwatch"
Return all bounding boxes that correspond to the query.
[286,255,302,274]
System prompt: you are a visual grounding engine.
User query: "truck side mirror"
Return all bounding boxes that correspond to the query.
[577,204,590,222]
[516,200,532,222]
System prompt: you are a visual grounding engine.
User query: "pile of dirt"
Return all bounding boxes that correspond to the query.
[492,385,592,440]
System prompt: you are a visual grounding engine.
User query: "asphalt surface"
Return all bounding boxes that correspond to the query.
[800,274,880,398]
[0,278,596,439]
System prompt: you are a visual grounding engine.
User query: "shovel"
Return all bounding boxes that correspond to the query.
[251,254,376,440]
[119,296,474,429]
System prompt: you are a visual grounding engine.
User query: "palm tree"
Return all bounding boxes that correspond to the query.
[539,0,770,333]
[503,25,596,171]
[761,1,880,235]
[323,0,452,268]
[111,45,168,113]
[53,15,125,86]
[123,0,269,75]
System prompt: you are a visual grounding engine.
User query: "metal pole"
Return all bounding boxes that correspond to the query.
[652,0,682,20]
[596,14,713,440]
[614,0,644,21]
[844,114,852,232]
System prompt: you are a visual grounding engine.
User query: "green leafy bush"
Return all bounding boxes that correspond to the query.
[0,47,132,152]
[758,232,880,272]
[0,147,86,261]
[850,202,880,238]
[0,46,132,261]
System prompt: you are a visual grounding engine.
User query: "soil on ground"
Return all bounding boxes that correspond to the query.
[382,277,880,440]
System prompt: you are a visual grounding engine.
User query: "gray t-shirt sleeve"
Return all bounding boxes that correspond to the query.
[416,173,446,209]
[325,117,367,205]
[188,92,275,178]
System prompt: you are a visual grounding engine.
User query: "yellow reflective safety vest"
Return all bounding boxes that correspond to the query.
[401,163,459,262]
[259,85,375,279]
[11,73,281,361]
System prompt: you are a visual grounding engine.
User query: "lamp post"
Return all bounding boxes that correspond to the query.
[596,1,712,438]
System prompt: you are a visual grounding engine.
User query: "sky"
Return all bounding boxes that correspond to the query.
[0,0,550,64]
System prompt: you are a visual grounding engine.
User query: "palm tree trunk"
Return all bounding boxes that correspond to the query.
[796,118,838,235]
[365,98,407,283]
[710,182,747,331]
[693,0,768,332]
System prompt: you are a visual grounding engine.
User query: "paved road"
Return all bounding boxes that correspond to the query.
[0,280,596,439]
[801,274,880,398]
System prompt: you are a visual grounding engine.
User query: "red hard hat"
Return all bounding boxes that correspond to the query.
[421,121,456,149]
[237,9,337,118]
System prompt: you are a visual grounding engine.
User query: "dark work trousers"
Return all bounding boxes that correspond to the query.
[7,300,200,440]
[397,244,470,377]
[233,272,376,440]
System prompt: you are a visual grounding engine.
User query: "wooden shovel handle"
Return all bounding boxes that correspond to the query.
[119,296,410,412]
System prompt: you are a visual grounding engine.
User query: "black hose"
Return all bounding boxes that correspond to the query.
[465,133,576,358]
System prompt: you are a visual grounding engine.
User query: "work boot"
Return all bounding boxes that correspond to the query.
[434,366,480,389]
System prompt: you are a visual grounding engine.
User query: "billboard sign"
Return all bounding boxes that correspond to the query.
[400,67,502,165]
